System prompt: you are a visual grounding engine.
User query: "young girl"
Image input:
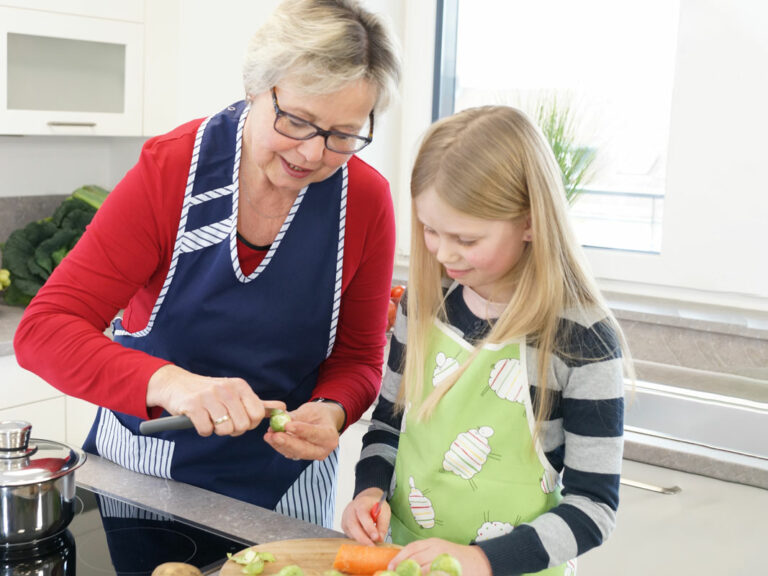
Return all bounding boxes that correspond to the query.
[341,106,629,575]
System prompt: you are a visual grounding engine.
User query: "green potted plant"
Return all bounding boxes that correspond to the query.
[533,94,596,205]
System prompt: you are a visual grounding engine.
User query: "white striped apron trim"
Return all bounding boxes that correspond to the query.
[325,168,347,358]
[274,448,339,529]
[95,409,175,480]
[114,105,246,338]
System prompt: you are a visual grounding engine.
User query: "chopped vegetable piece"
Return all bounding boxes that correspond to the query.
[429,554,462,576]
[276,566,304,576]
[332,543,400,575]
[322,571,345,576]
[395,558,420,576]
[241,558,264,575]
[226,549,275,575]
[270,409,291,432]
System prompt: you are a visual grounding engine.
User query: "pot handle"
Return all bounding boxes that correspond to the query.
[139,415,194,435]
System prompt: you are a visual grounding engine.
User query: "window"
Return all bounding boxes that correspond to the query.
[434,0,679,253]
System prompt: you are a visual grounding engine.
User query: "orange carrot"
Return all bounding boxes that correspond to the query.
[332,543,400,575]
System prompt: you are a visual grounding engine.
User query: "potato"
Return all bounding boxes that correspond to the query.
[151,562,203,576]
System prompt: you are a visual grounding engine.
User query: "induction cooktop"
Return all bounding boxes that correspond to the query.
[1,485,253,576]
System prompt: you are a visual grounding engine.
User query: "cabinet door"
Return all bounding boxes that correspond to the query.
[0,396,67,443]
[0,354,62,410]
[0,7,143,135]
[0,1,143,22]
[66,396,99,447]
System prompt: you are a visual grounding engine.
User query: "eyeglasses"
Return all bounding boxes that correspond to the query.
[271,87,374,154]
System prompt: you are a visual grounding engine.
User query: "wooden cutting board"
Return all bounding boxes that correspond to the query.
[219,538,398,576]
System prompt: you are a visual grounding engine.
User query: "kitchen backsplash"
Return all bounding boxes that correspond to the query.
[0,194,69,245]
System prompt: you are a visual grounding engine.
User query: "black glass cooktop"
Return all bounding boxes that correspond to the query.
[1,486,253,576]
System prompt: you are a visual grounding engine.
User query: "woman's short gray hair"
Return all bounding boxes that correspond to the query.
[242,0,401,112]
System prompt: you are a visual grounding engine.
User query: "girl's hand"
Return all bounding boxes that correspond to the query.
[264,401,342,461]
[341,488,389,545]
[146,364,285,437]
[388,538,492,576]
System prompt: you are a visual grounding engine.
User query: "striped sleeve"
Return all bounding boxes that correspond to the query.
[353,293,407,497]
[476,315,625,574]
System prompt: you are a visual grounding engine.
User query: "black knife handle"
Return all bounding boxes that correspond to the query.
[139,415,194,435]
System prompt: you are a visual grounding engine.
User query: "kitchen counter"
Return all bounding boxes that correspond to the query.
[77,454,342,545]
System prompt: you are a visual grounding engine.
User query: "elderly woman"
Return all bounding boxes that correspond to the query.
[14,0,401,528]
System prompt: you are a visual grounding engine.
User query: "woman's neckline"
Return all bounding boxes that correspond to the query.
[236,231,271,251]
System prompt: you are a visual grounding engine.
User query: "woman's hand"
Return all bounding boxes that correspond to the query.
[388,538,492,576]
[341,487,389,545]
[263,400,342,461]
[146,364,285,437]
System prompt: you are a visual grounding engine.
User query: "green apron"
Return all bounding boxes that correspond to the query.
[389,319,577,576]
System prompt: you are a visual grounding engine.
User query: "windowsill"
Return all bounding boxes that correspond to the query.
[605,290,768,341]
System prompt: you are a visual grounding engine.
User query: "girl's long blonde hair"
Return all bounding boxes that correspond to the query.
[403,106,630,432]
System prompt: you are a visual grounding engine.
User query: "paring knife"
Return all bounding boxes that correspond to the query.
[139,415,194,435]
[370,491,387,521]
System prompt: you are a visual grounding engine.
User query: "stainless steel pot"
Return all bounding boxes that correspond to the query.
[0,420,86,546]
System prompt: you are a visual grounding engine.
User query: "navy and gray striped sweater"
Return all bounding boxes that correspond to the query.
[354,286,625,575]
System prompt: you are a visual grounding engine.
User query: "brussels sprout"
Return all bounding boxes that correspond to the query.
[270,409,291,432]
[395,558,421,576]
[429,553,462,576]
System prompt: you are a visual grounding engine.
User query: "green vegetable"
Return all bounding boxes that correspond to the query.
[395,558,421,576]
[226,549,276,575]
[1,185,109,307]
[322,571,345,576]
[276,565,304,576]
[0,268,10,289]
[429,554,462,576]
[270,409,291,432]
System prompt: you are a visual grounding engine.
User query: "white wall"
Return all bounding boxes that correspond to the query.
[2,0,766,312]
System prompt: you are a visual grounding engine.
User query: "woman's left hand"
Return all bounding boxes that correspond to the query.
[264,401,343,461]
[388,538,492,576]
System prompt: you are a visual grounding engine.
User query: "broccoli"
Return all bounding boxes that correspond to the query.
[1,185,108,307]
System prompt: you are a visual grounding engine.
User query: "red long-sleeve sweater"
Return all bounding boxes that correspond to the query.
[13,116,395,428]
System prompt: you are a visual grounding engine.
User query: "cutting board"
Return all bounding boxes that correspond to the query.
[219,538,399,576]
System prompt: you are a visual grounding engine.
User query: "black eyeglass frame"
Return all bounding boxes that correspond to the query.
[270,87,374,154]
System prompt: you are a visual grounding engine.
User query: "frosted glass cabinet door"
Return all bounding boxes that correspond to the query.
[0,7,143,135]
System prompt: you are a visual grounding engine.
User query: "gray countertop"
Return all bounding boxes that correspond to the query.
[77,454,342,545]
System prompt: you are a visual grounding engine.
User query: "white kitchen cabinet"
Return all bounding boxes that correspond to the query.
[66,396,99,447]
[0,353,97,447]
[0,396,66,444]
[580,460,766,575]
[0,6,144,136]
[0,353,60,408]
[0,1,143,22]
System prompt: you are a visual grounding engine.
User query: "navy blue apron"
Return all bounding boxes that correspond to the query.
[83,101,345,527]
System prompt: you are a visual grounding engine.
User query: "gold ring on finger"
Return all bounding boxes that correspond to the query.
[213,414,230,426]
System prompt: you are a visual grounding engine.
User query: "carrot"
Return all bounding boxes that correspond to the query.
[332,543,399,575]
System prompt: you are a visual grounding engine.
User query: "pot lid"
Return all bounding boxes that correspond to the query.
[0,420,86,487]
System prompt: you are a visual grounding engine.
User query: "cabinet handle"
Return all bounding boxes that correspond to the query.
[621,478,681,495]
[47,121,97,127]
